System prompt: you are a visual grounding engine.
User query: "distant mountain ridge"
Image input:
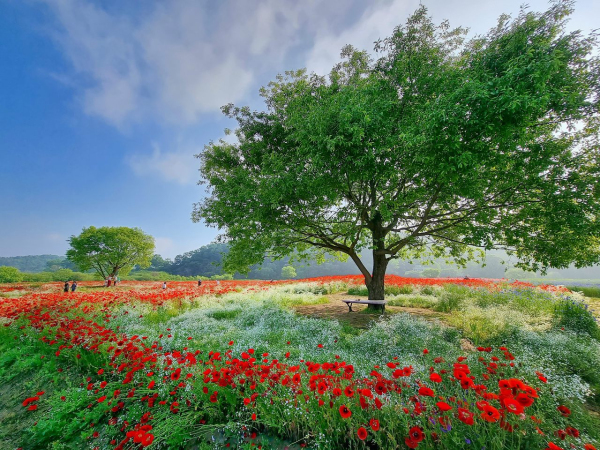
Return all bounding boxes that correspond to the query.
[0,255,63,273]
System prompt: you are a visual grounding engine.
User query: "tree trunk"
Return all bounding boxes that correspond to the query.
[366,253,388,311]
[365,211,389,311]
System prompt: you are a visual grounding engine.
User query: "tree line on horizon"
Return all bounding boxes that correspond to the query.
[1,243,598,283]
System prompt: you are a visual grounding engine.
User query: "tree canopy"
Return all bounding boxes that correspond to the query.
[66,226,155,279]
[0,266,23,283]
[195,1,600,301]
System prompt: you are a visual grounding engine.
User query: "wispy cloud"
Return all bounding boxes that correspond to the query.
[154,237,175,257]
[128,142,199,185]
[39,0,364,127]
[41,0,593,129]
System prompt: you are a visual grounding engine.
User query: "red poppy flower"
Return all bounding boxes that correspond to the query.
[502,397,524,415]
[357,427,367,440]
[515,393,534,408]
[418,386,434,397]
[209,392,218,403]
[408,426,424,443]
[141,433,154,447]
[498,379,511,390]
[481,404,500,422]
[171,368,181,381]
[344,386,354,398]
[369,418,380,431]
[557,405,571,417]
[339,404,352,419]
[405,437,419,449]
[457,407,474,425]
[584,444,597,450]
[429,373,442,383]
[436,401,452,412]
[565,427,579,438]
[545,443,562,450]
[374,381,387,395]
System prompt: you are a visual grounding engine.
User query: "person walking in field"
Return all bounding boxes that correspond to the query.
[107,277,112,287]
[162,281,167,290]
[71,281,78,292]
[198,279,202,287]
[64,281,69,293]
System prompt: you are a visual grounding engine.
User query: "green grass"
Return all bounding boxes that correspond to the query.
[568,285,600,298]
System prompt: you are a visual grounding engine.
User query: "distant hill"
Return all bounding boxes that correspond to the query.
[0,255,63,273]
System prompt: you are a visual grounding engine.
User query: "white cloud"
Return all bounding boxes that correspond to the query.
[128,142,199,185]
[46,233,65,242]
[305,0,600,77]
[41,0,599,128]
[39,0,348,126]
[154,237,175,257]
[306,1,419,76]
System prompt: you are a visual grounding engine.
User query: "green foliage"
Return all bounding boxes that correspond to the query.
[567,285,600,298]
[433,284,471,312]
[0,266,23,283]
[66,226,155,279]
[280,265,296,279]
[169,243,228,277]
[554,297,600,339]
[18,271,99,282]
[404,270,423,278]
[421,268,440,278]
[124,270,195,281]
[348,284,414,296]
[505,267,535,279]
[0,255,62,273]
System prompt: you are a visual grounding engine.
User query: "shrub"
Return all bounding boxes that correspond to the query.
[347,285,414,296]
[387,294,438,308]
[567,286,600,298]
[433,284,470,312]
[404,270,422,277]
[422,268,440,278]
[385,284,413,295]
[347,285,368,296]
[554,296,600,339]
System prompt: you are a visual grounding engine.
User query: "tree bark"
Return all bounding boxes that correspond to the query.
[366,253,388,311]
[366,211,388,311]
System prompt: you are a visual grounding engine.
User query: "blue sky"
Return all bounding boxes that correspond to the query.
[1,0,598,259]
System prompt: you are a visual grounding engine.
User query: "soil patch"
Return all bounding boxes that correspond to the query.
[292,293,449,329]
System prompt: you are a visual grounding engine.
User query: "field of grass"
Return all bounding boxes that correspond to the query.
[0,277,599,449]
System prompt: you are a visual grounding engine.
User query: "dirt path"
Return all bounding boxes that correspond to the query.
[292,292,449,329]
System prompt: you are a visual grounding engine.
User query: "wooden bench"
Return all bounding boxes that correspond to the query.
[341,299,387,313]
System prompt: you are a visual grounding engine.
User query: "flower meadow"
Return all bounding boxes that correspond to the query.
[0,277,599,449]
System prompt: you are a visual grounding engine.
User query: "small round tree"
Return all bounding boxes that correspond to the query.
[66,226,155,279]
[281,265,297,279]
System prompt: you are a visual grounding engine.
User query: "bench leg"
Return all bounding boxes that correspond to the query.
[347,303,353,312]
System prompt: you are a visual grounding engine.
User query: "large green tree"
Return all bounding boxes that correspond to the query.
[194,2,600,307]
[66,226,155,279]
